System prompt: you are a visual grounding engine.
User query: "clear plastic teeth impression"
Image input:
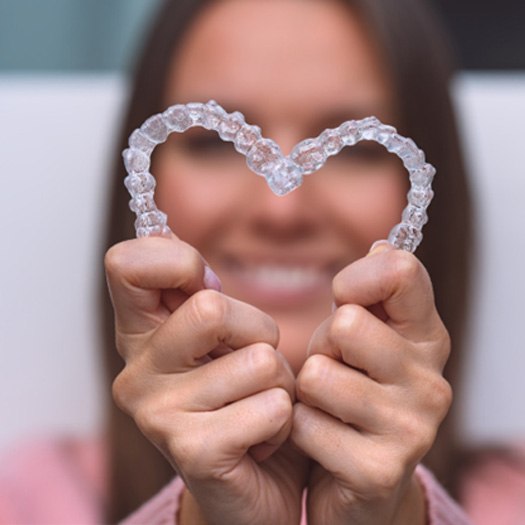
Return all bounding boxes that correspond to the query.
[123,100,435,253]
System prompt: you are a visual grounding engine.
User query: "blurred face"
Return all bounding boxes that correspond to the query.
[154,0,407,372]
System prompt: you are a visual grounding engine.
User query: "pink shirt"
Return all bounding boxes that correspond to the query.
[1,438,524,524]
[0,438,105,525]
[123,467,472,525]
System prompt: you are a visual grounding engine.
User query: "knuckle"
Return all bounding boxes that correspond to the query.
[428,375,453,418]
[330,304,364,342]
[133,401,159,438]
[360,455,405,498]
[104,242,131,279]
[268,387,293,422]
[111,368,135,414]
[114,332,139,360]
[435,325,452,363]
[396,378,452,460]
[388,249,425,286]
[296,354,330,401]
[132,390,174,445]
[331,270,346,300]
[188,289,228,331]
[398,413,436,460]
[374,462,405,496]
[416,370,453,417]
[259,312,280,347]
[112,364,176,446]
[246,343,280,378]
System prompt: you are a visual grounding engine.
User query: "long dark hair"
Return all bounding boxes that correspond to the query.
[101,0,472,521]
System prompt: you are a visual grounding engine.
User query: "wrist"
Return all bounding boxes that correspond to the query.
[178,487,209,525]
[391,472,426,525]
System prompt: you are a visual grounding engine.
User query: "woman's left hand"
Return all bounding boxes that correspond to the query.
[290,243,452,525]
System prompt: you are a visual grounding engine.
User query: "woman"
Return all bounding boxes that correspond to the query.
[104,0,473,523]
[9,0,525,523]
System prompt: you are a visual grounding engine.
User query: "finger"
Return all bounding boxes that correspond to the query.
[173,388,293,476]
[105,236,216,334]
[174,344,295,411]
[308,304,408,382]
[296,354,391,433]
[212,388,293,459]
[147,290,280,369]
[162,256,223,312]
[248,421,294,463]
[332,247,443,341]
[291,403,369,479]
[290,403,418,504]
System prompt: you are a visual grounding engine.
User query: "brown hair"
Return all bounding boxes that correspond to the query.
[100,0,472,521]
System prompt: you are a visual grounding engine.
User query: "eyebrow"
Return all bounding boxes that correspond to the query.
[212,99,262,125]
[174,96,396,133]
[217,99,391,121]
[308,104,397,129]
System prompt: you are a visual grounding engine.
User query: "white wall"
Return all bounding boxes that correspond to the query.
[452,74,525,443]
[0,75,124,447]
[0,73,524,449]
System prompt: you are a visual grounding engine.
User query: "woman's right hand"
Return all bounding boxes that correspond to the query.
[104,236,307,525]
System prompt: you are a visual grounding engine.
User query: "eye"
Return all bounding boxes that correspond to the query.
[337,141,391,164]
[176,130,235,157]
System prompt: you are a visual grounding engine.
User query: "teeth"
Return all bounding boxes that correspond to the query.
[242,265,325,289]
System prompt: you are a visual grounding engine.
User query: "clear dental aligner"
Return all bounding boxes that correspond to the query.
[123,100,435,253]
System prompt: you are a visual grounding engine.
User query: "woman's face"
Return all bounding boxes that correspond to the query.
[154,0,406,373]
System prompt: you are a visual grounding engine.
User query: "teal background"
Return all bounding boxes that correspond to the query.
[1,1,524,71]
[0,0,161,71]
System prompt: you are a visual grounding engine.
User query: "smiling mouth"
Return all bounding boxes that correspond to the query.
[219,257,340,306]
[239,264,329,290]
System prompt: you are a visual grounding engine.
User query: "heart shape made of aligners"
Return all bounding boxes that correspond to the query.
[123,100,435,253]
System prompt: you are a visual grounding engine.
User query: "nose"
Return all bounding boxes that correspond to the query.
[248,179,319,242]
[243,126,321,242]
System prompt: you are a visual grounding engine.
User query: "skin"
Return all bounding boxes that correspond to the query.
[105,1,452,523]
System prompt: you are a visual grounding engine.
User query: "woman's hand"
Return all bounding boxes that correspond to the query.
[105,236,308,525]
[290,243,452,525]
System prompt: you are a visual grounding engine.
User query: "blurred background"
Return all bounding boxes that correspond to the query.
[1,0,524,450]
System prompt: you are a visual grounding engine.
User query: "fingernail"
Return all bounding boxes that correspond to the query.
[203,265,222,291]
[367,239,393,256]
